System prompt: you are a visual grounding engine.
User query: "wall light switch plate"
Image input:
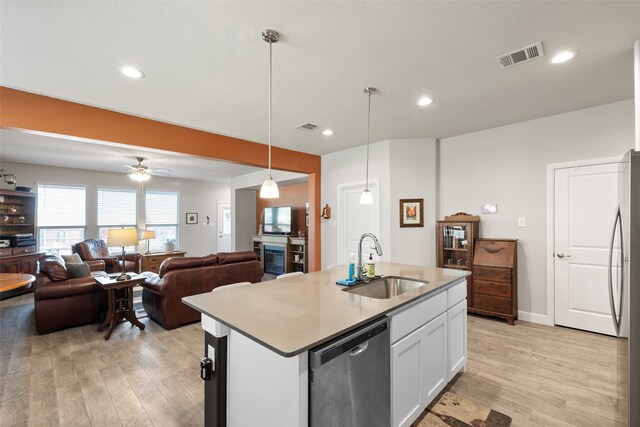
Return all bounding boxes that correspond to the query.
[481,203,497,214]
[518,217,526,227]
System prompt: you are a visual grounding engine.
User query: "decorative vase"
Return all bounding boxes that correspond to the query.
[164,242,175,253]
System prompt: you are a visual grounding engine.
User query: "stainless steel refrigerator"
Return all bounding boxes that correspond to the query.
[609,149,639,426]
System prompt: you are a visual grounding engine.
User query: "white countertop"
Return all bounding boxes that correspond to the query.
[182,262,469,357]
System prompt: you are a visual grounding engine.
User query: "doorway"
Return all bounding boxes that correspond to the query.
[218,201,232,253]
[337,180,380,265]
[551,158,621,335]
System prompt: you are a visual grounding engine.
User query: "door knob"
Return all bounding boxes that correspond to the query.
[557,253,571,259]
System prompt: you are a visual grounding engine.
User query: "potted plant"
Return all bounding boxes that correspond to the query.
[164,238,176,253]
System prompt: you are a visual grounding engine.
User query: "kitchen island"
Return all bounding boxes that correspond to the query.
[183,262,469,427]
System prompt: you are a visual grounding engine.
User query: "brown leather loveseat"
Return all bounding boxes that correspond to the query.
[140,251,263,329]
[34,254,108,334]
[72,238,141,273]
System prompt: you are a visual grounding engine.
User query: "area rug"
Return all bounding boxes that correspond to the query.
[413,391,512,427]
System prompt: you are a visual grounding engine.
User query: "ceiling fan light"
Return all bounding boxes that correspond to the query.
[260,178,279,198]
[360,189,373,205]
[128,171,151,182]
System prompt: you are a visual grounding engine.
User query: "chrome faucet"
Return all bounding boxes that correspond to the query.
[357,233,383,281]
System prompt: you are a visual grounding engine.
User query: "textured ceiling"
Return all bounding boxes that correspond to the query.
[1,1,640,160]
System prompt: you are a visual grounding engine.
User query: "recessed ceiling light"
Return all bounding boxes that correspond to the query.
[120,66,145,79]
[550,51,577,64]
[322,129,334,136]
[417,96,434,107]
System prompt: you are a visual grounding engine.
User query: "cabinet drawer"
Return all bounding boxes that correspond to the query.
[473,279,512,298]
[473,294,512,314]
[474,240,516,268]
[12,246,35,255]
[0,247,12,256]
[474,265,511,283]
[391,291,446,343]
[447,280,467,309]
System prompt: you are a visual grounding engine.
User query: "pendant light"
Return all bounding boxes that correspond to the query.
[260,29,280,199]
[360,87,376,205]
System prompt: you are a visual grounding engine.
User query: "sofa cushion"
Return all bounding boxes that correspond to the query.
[158,255,218,277]
[216,251,257,265]
[62,253,83,264]
[67,262,91,278]
[35,277,103,301]
[40,255,70,281]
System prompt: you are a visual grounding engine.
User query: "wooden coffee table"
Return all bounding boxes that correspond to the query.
[95,273,146,340]
[0,273,35,294]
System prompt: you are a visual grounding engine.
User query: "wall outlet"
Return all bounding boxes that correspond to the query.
[518,217,526,227]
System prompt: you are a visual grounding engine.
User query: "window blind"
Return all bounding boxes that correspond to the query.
[97,188,137,226]
[146,191,178,225]
[37,184,86,226]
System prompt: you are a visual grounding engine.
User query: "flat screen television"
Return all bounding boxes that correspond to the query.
[263,206,292,234]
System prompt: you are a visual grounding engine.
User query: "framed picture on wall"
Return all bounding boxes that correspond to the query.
[186,213,198,224]
[399,199,424,228]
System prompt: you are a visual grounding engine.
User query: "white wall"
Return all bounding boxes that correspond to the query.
[1,161,230,256]
[321,138,437,269]
[389,139,437,266]
[439,99,635,320]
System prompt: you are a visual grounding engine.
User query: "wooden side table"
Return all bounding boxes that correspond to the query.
[0,273,35,295]
[95,274,147,340]
[139,251,186,273]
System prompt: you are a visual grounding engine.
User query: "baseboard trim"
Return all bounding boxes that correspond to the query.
[518,310,553,325]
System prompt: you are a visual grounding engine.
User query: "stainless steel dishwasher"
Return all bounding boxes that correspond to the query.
[309,317,390,427]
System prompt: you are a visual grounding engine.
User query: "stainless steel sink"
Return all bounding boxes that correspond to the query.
[343,276,429,299]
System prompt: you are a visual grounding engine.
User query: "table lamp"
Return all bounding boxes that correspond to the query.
[107,228,139,281]
[141,230,156,254]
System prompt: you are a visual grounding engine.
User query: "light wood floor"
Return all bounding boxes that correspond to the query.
[0,294,627,426]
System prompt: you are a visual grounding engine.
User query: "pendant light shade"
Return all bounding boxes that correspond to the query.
[361,87,376,205]
[260,29,280,199]
[359,189,373,205]
[260,177,279,198]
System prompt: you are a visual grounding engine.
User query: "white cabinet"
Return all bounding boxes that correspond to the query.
[391,313,447,427]
[390,279,467,427]
[447,299,467,381]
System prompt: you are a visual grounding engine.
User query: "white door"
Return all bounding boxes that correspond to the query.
[217,201,231,252]
[554,162,621,335]
[422,313,448,404]
[337,181,379,265]
[447,300,467,381]
[391,326,424,427]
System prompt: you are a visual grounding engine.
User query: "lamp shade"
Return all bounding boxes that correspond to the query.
[107,228,139,247]
[260,178,280,198]
[360,189,373,205]
[141,230,156,240]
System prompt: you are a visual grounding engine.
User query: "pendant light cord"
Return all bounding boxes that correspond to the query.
[268,38,273,179]
[365,89,372,190]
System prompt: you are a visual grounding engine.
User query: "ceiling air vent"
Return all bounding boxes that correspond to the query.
[495,41,544,69]
[296,123,319,132]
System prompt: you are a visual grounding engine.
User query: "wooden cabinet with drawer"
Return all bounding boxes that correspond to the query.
[469,238,518,325]
[139,251,186,273]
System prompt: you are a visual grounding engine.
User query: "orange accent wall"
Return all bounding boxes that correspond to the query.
[0,87,322,271]
[256,182,308,235]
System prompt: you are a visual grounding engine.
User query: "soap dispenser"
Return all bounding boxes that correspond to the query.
[366,253,375,278]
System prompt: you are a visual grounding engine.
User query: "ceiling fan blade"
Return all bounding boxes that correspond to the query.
[123,165,137,170]
[149,170,171,177]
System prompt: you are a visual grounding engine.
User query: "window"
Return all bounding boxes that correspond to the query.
[145,191,178,252]
[37,184,87,254]
[97,188,138,252]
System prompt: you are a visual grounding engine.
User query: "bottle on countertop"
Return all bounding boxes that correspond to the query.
[348,256,355,281]
[366,253,375,278]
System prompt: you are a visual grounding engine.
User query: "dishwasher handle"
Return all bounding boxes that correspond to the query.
[349,341,369,357]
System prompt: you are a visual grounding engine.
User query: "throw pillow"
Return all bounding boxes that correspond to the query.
[61,253,83,264]
[66,262,91,278]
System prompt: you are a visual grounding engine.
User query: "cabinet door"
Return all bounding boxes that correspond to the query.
[422,313,448,405]
[391,326,425,427]
[391,313,448,427]
[447,300,467,381]
[0,259,20,273]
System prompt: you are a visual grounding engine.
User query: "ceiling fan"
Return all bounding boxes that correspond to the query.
[125,157,171,182]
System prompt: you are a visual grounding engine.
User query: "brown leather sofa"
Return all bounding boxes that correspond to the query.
[72,238,141,273]
[140,251,263,329]
[34,254,108,334]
